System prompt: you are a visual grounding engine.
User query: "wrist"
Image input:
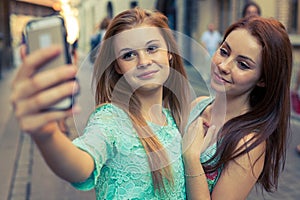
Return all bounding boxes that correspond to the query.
[183,155,200,166]
[31,124,62,144]
[183,151,200,163]
[184,171,206,178]
[183,159,205,178]
[31,131,55,144]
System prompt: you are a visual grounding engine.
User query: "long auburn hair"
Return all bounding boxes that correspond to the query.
[92,7,190,191]
[205,16,292,192]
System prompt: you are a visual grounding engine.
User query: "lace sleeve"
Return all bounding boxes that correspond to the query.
[71,104,121,190]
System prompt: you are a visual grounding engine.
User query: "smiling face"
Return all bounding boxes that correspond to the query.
[113,25,171,92]
[211,28,264,99]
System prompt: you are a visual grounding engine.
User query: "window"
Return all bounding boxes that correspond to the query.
[130,1,138,8]
[289,0,299,34]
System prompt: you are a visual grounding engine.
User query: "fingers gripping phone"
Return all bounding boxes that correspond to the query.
[25,15,75,111]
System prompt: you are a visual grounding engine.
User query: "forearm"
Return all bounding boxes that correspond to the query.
[32,129,94,183]
[184,156,211,200]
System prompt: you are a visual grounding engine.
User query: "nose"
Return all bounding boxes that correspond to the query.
[137,50,152,69]
[218,57,234,74]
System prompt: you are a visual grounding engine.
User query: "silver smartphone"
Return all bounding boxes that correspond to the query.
[25,15,74,111]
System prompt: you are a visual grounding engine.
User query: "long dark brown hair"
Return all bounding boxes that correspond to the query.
[92,7,190,191]
[205,16,292,192]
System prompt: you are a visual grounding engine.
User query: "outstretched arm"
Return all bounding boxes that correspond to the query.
[10,45,94,183]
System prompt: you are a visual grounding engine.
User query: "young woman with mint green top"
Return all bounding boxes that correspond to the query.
[71,104,185,199]
[183,16,292,199]
[11,8,190,199]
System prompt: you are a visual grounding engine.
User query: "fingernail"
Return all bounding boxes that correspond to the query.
[67,66,77,74]
[73,82,80,93]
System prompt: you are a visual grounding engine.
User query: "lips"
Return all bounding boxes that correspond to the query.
[213,72,231,84]
[137,70,159,79]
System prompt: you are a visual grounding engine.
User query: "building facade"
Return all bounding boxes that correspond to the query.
[193,0,300,64]
[76,0,299,64]
[76,0,156,52]
[5,0,300,66]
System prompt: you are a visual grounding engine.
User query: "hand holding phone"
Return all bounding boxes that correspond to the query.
[25,15,75,111]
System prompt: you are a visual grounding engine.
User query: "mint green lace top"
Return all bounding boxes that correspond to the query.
[187,97,222,193]
[71,104,186,199]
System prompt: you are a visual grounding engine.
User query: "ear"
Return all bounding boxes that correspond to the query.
[256,79,265,87]
[168,53,173,61]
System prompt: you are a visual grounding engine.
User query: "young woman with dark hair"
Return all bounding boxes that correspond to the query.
[183,16,292,199]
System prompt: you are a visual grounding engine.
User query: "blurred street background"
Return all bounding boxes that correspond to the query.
[1,0,300,199]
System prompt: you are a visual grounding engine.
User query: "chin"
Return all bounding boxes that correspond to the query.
[210,80,226,94]
[137,83,163,91]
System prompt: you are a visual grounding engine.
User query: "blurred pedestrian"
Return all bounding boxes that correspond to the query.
[89,17,111,63]
[10,8,190,199]
[183,16,292,199]
[242,1,261,18]
[200,23,222,57]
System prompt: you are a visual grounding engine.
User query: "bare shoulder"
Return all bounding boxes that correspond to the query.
[213,132,266,199]
[237,132,266,153]
[234,132,266,169]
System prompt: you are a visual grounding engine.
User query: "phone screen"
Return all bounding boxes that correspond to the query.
[25,16,74,110]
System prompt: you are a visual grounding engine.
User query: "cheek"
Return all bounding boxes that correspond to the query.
[154,51,170,65]
[211,52,223,64]
[234,72,260,87]
[211,54,221,71]
[116,60,135,74]
[163,66,170,79]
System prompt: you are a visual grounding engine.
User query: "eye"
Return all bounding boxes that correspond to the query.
[219,48,228,57]
[121,51,136,60]
[237,61,250,70]
[147,45,159,53]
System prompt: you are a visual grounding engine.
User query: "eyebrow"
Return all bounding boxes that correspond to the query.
[117,39,161,56]
[223,41,257,65]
